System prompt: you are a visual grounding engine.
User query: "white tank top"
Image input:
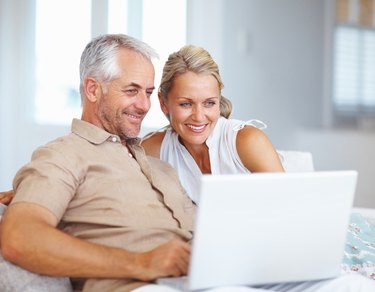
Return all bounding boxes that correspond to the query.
[159,117,266,203]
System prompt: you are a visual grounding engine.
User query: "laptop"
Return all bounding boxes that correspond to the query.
[157,170,358,291]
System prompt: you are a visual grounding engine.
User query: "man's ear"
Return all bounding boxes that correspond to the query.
[158,92,169,116]
[84,77,100,102]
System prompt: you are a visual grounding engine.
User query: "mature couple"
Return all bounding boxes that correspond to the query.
[0,34,373,291]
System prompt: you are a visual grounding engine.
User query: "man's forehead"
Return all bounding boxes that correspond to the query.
[116,56,155,86]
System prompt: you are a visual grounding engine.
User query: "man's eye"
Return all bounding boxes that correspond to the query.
[146,90,154,97]
[126,89,138,95]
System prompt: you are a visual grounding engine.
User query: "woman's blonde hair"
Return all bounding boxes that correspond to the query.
[159,45,232,118]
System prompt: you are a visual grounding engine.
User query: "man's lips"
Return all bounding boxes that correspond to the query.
[124,111,145,121]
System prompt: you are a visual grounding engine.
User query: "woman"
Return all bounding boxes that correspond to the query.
[141,46,375,281]
[141,45,284,202]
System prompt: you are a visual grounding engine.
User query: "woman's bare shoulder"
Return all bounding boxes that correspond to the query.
[236,125,283,172]
[236,124,266,143]
[141,131,166,158]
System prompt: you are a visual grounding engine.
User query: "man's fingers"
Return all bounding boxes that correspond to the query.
[134,239,192,281]
[166,241,190,276]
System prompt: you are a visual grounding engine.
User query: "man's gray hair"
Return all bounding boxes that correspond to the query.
[79,34,158,99]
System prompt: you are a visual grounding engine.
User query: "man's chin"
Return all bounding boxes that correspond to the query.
[123,127,141,139]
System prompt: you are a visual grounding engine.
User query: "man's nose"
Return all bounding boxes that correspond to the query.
[136,91,151,112]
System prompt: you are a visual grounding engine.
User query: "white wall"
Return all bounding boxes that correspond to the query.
[1,0,374,208]
[187,0,375,208]
[188,0,325,142]
[0,0,70,191]
[294,129,375,208]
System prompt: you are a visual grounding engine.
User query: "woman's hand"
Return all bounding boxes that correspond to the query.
[0,190,15,205]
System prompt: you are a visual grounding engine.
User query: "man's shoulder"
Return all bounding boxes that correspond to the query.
[30,133,87,163]
[38,133,81,151]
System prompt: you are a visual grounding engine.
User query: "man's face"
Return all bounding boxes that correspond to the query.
[97,49,155,140]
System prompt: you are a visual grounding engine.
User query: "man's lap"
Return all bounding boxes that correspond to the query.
[133,275,375,292]
[0,251,72,292]
[0,253,374,292]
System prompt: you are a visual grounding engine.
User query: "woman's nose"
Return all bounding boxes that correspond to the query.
[191,105,205,121]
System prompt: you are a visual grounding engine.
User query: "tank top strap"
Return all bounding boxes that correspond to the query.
[232,119,267,132]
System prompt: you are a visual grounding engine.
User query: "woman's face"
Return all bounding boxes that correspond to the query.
[160,71,221,147]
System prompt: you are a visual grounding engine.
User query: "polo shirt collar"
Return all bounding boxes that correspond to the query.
[71,118,141,146]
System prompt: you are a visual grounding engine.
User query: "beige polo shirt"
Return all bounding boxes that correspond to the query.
[12,118,196,291]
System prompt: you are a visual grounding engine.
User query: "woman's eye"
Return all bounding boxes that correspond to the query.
[204,101,216,107]
[179,102,192,108]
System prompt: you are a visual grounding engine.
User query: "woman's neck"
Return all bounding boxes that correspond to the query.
[180,139,212,174]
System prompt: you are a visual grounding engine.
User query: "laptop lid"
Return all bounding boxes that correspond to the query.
[186,170,357,290]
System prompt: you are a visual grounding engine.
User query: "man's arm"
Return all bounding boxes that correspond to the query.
[0,202,190,281]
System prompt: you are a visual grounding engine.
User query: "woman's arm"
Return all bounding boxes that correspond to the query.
[141,131,166,158]
[236,126,284,172]
[0,190,15,205]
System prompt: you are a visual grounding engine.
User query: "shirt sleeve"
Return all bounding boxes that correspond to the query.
[12,145,80,221]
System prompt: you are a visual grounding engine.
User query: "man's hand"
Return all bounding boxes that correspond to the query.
[0,190,14,205]
[134,239,191,282]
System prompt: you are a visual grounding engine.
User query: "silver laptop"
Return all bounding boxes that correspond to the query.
[157,170,358,291]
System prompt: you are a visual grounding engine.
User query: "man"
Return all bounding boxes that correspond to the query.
[1,34,374,292]
[1,34,194,291]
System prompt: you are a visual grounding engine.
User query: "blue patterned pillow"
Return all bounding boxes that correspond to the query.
[342,212,375,280]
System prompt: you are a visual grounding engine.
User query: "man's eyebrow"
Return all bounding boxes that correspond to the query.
[127,82,155,91]
[127,82,142,88]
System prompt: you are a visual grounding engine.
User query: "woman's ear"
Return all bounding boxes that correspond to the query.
[158,92,169,116]
[84,77,101,103]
